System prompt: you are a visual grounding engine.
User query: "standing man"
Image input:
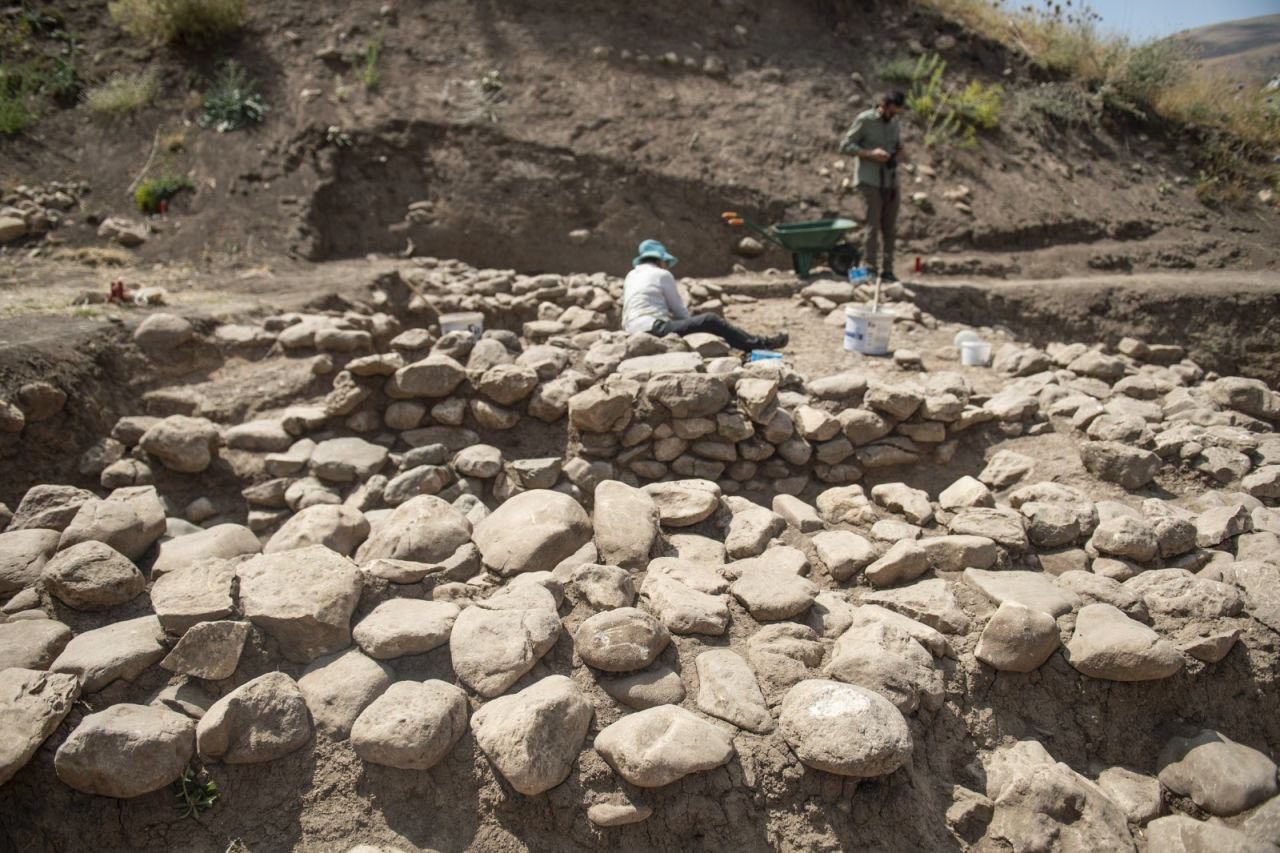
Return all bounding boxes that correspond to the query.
[839,91,906,283]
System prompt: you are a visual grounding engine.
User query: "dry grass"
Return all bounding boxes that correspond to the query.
[83,68,159,116]
[920,0,1279,200]
[108,0,246,46]
[1156,74,1280,150]
[49,247,135,266]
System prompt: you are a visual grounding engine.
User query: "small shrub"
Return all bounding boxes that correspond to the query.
[479,69,503,96]
[1012,82,1098,129]
[174,766,219,819]
[906,53,1002,147]
[40,55,85,107]
[199,60,267,132]
[109,0,247,47]
[135,174,194,214]
[1112,40,1186,106]
[324,124,352,148]
[0,68,41,136]
[84,68,159,116]
[874,56,921,84]
[357,33,383,91]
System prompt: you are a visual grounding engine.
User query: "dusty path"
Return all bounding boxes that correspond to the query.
[2,257,1277,363]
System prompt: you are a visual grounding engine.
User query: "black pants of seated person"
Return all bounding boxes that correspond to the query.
[651,314,766,352]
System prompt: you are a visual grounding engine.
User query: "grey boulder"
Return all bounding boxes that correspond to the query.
[574,607,669,672]
[473,489,592,576]
[355,494,472,564]
[593,704,734,787]
[236,545,363,662]
[0,528,60,594]
[57,486,166,561]
[54,703,194,797]
[298,648,394,739]
[778,679,913,777]
[1158,729,1278,816]
[0,668,80,785]
[197,671,311,763]
[41,541,145,610]
[471,675,593,795]
[350,680,468,770]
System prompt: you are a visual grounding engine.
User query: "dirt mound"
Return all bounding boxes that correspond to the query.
[2,0,1277,276]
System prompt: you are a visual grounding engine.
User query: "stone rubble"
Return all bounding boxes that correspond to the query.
[0,260,1276,849]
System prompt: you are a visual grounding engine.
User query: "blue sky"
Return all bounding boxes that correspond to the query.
[1086,0,1280,40]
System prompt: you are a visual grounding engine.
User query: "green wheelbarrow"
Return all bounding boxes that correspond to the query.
[722,211,861,278]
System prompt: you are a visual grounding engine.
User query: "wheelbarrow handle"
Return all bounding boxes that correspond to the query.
[737,213,783,244]
[724,213,781,247]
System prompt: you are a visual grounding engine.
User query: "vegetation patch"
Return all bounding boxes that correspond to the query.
[135,174,194,213]
[108,0,247,47]
[1011,81,1099,130]
[0,5,83,136]
[0,69,41,136]
[919,0,1279,205]
[874,55,922,85]
[198,60,267,132]
[83,68,160,116]
[355,32,383,91]
[174,765,220,819]
[905,53,1002,147]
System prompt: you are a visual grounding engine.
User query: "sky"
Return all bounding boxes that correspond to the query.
[1086,0,1280,40]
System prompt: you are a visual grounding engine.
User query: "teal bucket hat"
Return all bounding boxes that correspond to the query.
[632,238,678,268]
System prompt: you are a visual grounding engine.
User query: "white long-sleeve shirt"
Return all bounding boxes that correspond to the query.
[621,264,690,334]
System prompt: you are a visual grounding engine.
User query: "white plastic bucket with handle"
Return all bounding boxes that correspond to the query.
[960,340,992,366]
[843,307,893,355]
[439,311,484,340]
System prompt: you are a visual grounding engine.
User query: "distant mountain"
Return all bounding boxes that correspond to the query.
[1170,13,1280,87]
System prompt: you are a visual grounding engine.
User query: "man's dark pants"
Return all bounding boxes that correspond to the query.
[651,314,764,352]
[859,183,900,275]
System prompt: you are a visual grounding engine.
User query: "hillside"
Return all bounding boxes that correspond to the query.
[2,0,1278,280]
[1172,13,1280,87]
[2,3,1280,853]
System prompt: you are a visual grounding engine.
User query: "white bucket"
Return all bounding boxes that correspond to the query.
[439,311,484,340]
[960,340,992,366]
[843,307,894,355]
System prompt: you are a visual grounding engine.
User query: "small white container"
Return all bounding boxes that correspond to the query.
[844,307,894,355]
[439,311,484,340]
[960,340,992,366]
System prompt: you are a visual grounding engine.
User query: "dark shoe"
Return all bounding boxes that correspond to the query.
[761,332,789,350]
[880,271,899,284]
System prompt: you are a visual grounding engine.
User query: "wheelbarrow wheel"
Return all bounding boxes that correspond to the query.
[827,244,860,277]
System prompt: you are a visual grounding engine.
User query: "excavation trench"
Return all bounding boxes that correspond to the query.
[911,276,1280,385]
[297,121,788,278]
[0,261,1278,853]
[2,268,1278,507]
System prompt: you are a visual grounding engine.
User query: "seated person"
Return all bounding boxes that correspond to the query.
[621,239,788,352]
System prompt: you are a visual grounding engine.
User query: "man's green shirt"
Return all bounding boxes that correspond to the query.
[839,108,901,188]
